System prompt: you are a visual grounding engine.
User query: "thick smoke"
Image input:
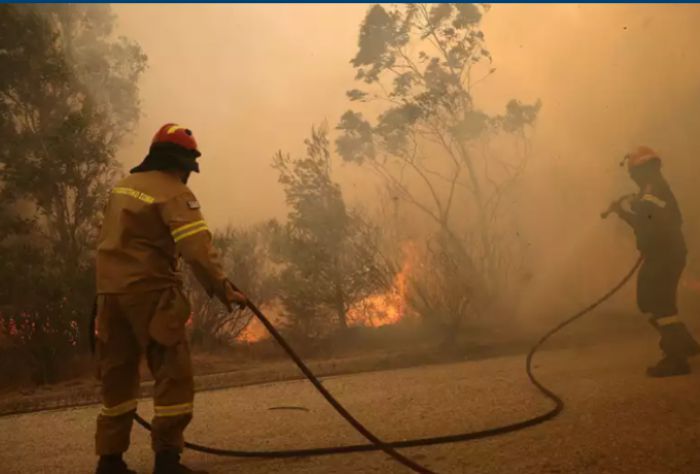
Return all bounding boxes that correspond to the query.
[111,4,700,323]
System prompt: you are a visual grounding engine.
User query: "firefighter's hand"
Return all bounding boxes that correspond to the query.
[601,200,622,219]
[229,290,248,310]
[223,281,248,311]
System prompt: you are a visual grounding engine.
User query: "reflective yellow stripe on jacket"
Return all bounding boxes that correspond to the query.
[171,220,208,243]
[112,187,155,204]
[640,194,667,208]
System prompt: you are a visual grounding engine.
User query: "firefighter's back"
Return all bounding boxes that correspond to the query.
[631,180,686,259]
[97,170,188,294]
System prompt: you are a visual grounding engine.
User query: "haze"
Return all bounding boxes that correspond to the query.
[111,4,700,317]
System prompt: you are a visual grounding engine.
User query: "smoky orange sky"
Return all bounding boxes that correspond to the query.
[111,4,700,318]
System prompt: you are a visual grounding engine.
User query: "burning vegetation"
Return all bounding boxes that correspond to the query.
[235,244,416,342]
[347,243,416,328]
[3,3,700,390]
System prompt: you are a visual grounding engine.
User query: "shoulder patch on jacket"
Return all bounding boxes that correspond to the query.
[187,200,201,210]
[640,194,667,208]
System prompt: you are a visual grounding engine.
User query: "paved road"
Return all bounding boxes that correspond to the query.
[2,335,700,474]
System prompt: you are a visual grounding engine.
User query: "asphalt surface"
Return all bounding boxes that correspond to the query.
[2,336,700,474]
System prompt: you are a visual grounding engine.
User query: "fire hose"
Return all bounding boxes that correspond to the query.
[133,256,643,473]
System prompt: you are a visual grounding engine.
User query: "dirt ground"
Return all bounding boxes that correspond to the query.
[2,332,700,474]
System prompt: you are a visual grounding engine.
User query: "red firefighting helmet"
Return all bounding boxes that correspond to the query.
[621,145,660,171]
[151,123,201,157]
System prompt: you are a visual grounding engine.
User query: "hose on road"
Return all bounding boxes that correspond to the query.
[134,257,642,472]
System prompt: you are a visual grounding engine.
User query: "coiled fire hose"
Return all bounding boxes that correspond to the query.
[134,257,643,473]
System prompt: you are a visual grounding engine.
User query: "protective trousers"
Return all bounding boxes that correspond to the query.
[94,287,194,455]
[637,254,700,359]
[636,254,685,318]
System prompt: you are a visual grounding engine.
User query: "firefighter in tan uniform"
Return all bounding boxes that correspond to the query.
[94,124,247,474]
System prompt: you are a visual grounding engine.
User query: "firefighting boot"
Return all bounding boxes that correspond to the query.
[153,450,207,474]
[646,319,698,377]
[657,320,700,359]
[646,355,691,378]
[95,454,136,474]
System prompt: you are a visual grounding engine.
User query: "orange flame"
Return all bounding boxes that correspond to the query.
[236,243,417,340]
[236,302,288,343]
[347,242,415,328]
[237,317,269,343]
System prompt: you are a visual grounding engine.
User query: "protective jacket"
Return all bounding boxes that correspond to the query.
[97,170,230,302]
[621,180,686,259]
[619,179,686,318]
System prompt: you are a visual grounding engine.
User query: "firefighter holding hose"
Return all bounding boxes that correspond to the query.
[94,124,247,474]
[603,146,700,377]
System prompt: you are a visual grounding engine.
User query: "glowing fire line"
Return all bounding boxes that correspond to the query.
[347,244,414,328]
[236,243,416,341]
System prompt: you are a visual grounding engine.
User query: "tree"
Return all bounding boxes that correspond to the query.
[336,4,540,301]
[407,233,476,345]
[271,125,394,335]
[0,5,146,383]
[1,5,146,267]
[186,222,278,348]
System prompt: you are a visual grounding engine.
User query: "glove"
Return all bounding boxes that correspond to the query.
[601,200,620,219]
[223,280,248,311]
[601,194,632,219]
